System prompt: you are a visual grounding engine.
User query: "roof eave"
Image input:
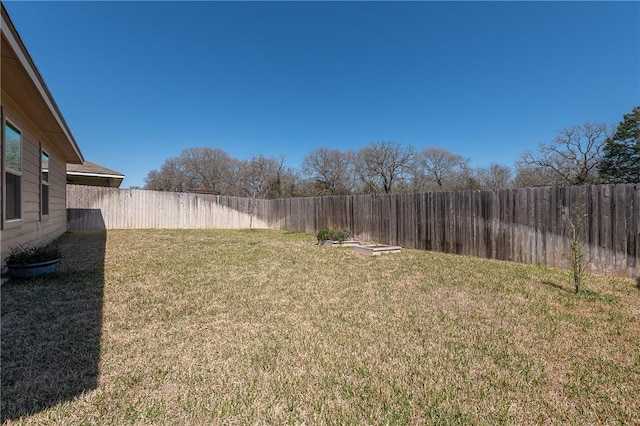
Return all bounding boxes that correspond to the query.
[67,171,125,179]
[1,4,84,164]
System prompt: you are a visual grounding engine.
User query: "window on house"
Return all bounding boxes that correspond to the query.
[41,151,49,216]
[5,122,22,220]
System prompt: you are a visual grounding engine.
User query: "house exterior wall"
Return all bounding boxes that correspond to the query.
[1,3,83,267]
[1,95,69,259]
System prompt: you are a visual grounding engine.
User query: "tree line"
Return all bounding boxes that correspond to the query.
[143,106,639,198]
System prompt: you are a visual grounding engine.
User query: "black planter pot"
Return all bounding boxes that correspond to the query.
[7,258,61,278]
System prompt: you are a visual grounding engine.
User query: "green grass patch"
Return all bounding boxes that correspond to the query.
[2,229,639,424]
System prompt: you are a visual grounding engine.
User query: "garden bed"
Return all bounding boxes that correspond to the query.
[353,243,402,256]
[320,240,361,247]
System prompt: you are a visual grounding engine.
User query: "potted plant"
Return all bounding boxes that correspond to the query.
[5,243,62,278]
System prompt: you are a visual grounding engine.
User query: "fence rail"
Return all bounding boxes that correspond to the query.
[67,184,639,278]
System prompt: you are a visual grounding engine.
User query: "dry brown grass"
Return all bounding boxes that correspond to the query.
[2,229,639,424]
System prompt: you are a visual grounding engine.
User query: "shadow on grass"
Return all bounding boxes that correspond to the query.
[1,230,106,422]
[542,280,574,294]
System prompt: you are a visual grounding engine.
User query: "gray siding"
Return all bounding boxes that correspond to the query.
[1,97,69,260]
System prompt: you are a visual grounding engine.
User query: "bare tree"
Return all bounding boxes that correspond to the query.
[144,147,233,193]
[354,141,414,194]
[412,147,467,191]
[302,147,355,196]
[275,166,304,198]
[233,155,284,229]
[144,157,187,191]
[475,163,513,190]
[180,147,233,193]
[233,155,284,198]
[520,122,611,186]
[449,164,482,191]
[513,162,556,188]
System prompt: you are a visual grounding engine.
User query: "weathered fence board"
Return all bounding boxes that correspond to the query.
[67,184,639,278]
[265,185,639,278]
[67,186,269,230]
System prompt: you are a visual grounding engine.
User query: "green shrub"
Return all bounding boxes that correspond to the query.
[316,227,351,243]
[317,228,330,243]
[6,244,61,266]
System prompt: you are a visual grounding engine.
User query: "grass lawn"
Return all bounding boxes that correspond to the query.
[2,229,639,424]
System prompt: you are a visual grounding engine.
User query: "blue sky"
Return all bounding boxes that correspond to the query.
[4,1,639,188]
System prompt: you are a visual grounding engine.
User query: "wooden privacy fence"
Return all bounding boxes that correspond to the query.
[67,184,639,278]
[67,186,269,230]
[268,185,639,278]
